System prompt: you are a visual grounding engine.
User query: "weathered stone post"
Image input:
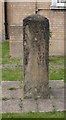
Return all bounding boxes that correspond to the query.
[23,14,49,99]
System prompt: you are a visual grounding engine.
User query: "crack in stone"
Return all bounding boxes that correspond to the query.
[36,99,39,112]
[50,91,56,112]
[19,98,23,112]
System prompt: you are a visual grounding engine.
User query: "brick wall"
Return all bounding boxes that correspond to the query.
[39,9,64,56]
[8,2,36,58]
[6,1,65,57]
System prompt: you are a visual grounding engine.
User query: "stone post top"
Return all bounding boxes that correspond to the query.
[23,14,49,22]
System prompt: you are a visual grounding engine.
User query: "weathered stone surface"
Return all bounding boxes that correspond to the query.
[2,89,23,99]
[0,85,2,99]
[1,80,65,113]
[0,100,2,113]
[53,99,64,112]
[2,81,21,90]
[22,99,37,112]
[23,14,49,99]
[49,80,64,89]
[50,88,64,99]
[64,99,66,111]
[2,99,21,113]
[37,99,53,112]
[2,81,23,99]
[0,85,2,113]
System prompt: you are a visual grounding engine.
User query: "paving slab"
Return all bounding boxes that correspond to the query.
[2,81,22,90]
[37,99,54,112]
[22,99,37,112]
[50,88,64,99]
[1,80,65,113]
[0,100,2,113]
[64,85,66,97]
[49,80,64,89]
[2,99,21,113]
[2,80,64,89]
[0,86,2,99]
[53,99,64,112]
[0,85,2,113]
[64,99,66,111]
[2,88,23,99]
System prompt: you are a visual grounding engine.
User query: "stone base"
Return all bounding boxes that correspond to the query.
[24,85,50,99]
[1,80,65,113]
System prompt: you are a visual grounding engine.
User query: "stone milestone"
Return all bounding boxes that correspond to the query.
[23,14,49,99]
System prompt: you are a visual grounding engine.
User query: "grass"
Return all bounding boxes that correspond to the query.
[49,56,64,80]
[2,67,24,81]
[2,41,22,64]
[49,67,64,80]
[1,57,64,81]
[2,112,65,118]
[0,41,23,81]
[49,56,64,65]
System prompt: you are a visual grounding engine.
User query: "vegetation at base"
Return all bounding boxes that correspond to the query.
[2,112,64,118]
[0,41,64,81]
